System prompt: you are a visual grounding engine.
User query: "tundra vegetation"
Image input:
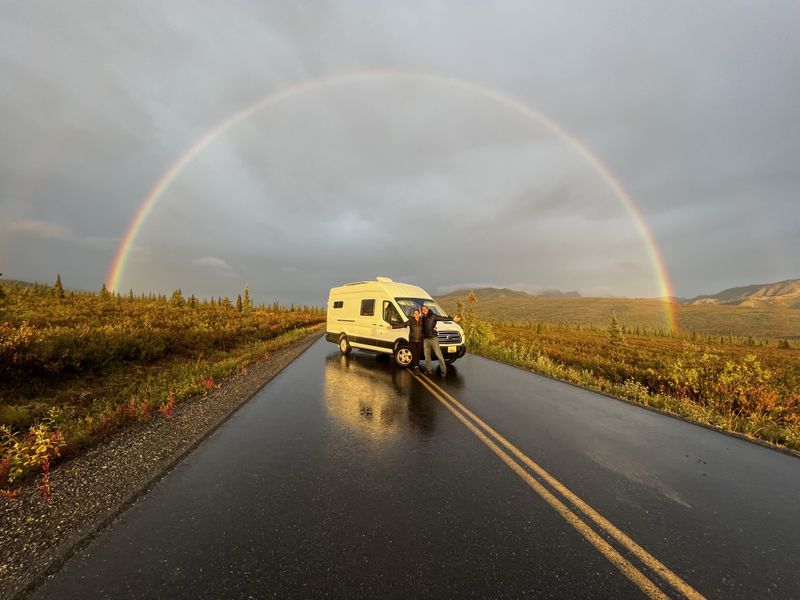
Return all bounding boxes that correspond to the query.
[0,279,325,495]
[454,293,800,453]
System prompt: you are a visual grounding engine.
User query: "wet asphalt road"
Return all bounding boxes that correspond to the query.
[34,338,800,599]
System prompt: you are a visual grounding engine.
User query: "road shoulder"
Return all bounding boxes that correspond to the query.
[0,329,323,600]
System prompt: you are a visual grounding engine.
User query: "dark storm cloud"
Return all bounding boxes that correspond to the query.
[1,1,798,304]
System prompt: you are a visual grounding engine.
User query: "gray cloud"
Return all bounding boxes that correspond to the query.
[1,0,798,304]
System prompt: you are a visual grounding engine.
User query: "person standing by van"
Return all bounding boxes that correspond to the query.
[391,308,425,368]
[421,305,460,376]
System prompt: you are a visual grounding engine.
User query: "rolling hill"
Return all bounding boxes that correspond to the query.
[685,279,800,308]
[436,280,800,339]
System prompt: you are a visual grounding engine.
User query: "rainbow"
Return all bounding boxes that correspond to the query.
[106,69,677,330]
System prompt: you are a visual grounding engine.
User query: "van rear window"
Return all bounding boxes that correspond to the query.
[333,301,343,309]
[360,299,375,316]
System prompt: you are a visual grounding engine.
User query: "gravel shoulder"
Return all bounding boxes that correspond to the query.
[0,330,323,600]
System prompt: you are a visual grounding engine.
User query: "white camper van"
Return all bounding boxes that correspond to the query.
[326,277,466,368]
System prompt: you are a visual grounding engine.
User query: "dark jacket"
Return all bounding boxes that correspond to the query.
[422,311,455,339]
[393,316,425,342]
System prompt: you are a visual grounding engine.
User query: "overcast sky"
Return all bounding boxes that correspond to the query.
[1,1,798,306]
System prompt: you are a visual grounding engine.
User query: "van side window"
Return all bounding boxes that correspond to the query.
[333,301,343,309]
[383,301,402,325]
[360,299,375,316]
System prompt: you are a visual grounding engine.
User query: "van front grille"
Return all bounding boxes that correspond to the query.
[437,331,462,344]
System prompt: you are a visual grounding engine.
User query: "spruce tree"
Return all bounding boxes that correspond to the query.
[236,294,243,312]
[54,274,65,298]
[608,312,623,345]
[170,289,185,307]
[242,285,252,311]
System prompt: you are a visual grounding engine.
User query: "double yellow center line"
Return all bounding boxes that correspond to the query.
[411,371,705,600]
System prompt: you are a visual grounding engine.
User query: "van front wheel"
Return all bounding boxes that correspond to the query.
[338,335,352,356]
[394,345,413,368]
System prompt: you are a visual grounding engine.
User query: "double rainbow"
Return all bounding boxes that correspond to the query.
[106,69,676,330]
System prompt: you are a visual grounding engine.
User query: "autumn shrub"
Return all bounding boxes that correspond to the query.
[1,409,66,492]
[0,285,324,383]
[471,317,800,451]
[0,283,326,486]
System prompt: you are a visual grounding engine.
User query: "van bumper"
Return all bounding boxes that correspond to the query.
[439,342,466,360]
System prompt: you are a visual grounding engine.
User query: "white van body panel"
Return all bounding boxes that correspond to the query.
[325,278,466,362]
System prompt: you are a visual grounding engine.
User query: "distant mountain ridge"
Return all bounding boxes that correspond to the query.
[685,279,800,307]
[440,279,800,307]
[442,287,582,300]
[435,279,800,338]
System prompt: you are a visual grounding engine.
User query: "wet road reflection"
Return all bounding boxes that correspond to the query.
[323,351,463,440]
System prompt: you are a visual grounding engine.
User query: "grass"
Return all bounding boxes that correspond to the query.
[0,282,325,491]
[437,290,800,339]
[452,295,800,453]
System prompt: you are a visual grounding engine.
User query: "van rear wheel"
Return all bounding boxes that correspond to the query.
[394,344,413,368]
[338,335,352,356]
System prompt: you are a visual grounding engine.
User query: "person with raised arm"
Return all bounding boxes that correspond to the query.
[420,305,460,376]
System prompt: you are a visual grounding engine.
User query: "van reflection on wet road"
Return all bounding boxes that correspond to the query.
[324,352,460,440]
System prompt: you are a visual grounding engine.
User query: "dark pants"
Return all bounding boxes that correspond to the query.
[409,341,423,367]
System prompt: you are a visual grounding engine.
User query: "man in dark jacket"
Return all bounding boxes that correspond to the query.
[391,308,424,368]
[420,305,460,376]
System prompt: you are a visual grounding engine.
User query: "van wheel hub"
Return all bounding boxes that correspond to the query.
[395,347,413,367]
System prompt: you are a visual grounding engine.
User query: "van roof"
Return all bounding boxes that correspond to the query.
[330,277,432,299]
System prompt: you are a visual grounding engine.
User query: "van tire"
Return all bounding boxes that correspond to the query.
[394,344,413,368]
[338,335,352,356]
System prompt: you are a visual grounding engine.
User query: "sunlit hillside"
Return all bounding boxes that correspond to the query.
[686,279,800,308]
[436,287,800,339]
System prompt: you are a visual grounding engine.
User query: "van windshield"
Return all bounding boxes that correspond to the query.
[395,297,447,317]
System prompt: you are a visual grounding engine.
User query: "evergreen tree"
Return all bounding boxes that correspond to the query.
[242,285,252,311]
[100,282,110,297]
[170,289,185,307]
[188,294,198,308]
[54,274,65,298]
[236,294,243,312]
[608,312,623,345]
